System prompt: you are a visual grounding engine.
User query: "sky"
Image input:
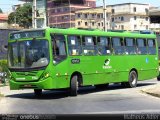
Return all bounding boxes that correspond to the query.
[0,0,160,13]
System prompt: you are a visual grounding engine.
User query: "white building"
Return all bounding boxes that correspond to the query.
[75,7,112,30]
[111,3,149,31]
[75,3,150,31]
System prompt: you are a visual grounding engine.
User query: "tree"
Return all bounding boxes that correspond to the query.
[8,3,32,28]
[0,8,3,13]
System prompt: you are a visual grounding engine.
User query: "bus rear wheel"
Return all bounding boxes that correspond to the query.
[157,76,160,81]
[34,89,42,97]
[70,75,78,96]
[126,71,137,88]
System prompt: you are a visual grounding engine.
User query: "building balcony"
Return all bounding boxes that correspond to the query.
[112,12,148,16]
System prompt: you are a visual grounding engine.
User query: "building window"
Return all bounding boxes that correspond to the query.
[112,9,115,14]
[85,22,88,26]
[101,22,103,26]
[98,23,100,27]
[112,18,114,22]
[92,14,95,18]
[121,16,124,21]
[84,14,88,18]
[146,17,148,21]
[121,25,124,30]
[133,7,136,12]
[92,22,94,26]
[145,8,149,14]
[101,13,103,18]
[57,8,61,13]
[134,16,136,20]
[64,7,69,12]
[97,14,100,19]
[134,25,137,29]
[78,21,81,26]
[77,13,81,18]
[146,25,148,30]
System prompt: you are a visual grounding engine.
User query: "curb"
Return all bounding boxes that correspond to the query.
[141,90,160,98]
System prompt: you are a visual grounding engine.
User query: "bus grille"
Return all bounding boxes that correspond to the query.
[16,71,38,76]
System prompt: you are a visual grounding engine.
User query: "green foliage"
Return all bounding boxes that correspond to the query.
[0,59,8,72]
[8,3,32,28]
[0,60,10,84]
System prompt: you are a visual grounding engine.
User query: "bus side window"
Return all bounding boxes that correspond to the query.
[125,38,136,55]
[136,38,147,55]
[68,36,81,56]
[148,39,156,55]
[97,37,111,55]
[82,36,96,55]
[112,37,125,55]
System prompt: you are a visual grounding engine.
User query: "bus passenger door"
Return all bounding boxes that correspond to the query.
[51,34,69,88]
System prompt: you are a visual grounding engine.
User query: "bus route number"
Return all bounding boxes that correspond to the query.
[71,59,80,64]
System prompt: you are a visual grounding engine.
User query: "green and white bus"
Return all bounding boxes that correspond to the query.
[8,28,159,96]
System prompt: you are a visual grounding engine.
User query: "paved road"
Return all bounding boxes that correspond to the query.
[0,79,160,114]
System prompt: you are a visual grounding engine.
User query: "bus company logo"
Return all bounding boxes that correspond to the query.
[103,59,112,69]
[71,59,80,64]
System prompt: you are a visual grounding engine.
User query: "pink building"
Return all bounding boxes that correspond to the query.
[0,14,8,28]
[47,0,96,28]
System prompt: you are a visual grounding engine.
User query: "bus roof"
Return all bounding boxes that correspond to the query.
[9,27,156,40]
[46,28,156,39]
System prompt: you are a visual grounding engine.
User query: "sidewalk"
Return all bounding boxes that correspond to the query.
[141,83,160,98]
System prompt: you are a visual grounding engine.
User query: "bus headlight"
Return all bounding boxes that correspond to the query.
[44,73,50,78]
[41,72,50,79]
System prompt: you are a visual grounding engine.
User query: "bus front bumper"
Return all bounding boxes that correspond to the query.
[9,77,56,90]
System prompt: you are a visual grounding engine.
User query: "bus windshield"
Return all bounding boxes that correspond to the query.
[8,40,49,69]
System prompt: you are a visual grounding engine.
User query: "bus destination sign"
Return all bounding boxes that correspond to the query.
[10,30,45,40]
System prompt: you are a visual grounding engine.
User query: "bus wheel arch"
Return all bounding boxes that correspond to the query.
[69,71,83,96]
[130,68,138,79]
[121,68,138,88]
[70,71,83,86]
[128,69,138,88]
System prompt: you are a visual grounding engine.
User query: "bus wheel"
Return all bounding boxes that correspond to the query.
[157,76,160,81]
[34,89,42,97]
[126,71,137,88]
[70,75,78,96]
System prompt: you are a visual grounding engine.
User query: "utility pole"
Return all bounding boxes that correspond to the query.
[103,0,107,31]
[14,16,16,28]
[33,0,37,28]
[69,0,71,28]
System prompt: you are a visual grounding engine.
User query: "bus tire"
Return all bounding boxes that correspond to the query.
[157,76,160,81]
[34,89,42,97]
[126,71,137,88]
[70,75,78,96]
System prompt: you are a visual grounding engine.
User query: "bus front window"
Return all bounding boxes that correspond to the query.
[52,35,67,64]
[8,40,49,69]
